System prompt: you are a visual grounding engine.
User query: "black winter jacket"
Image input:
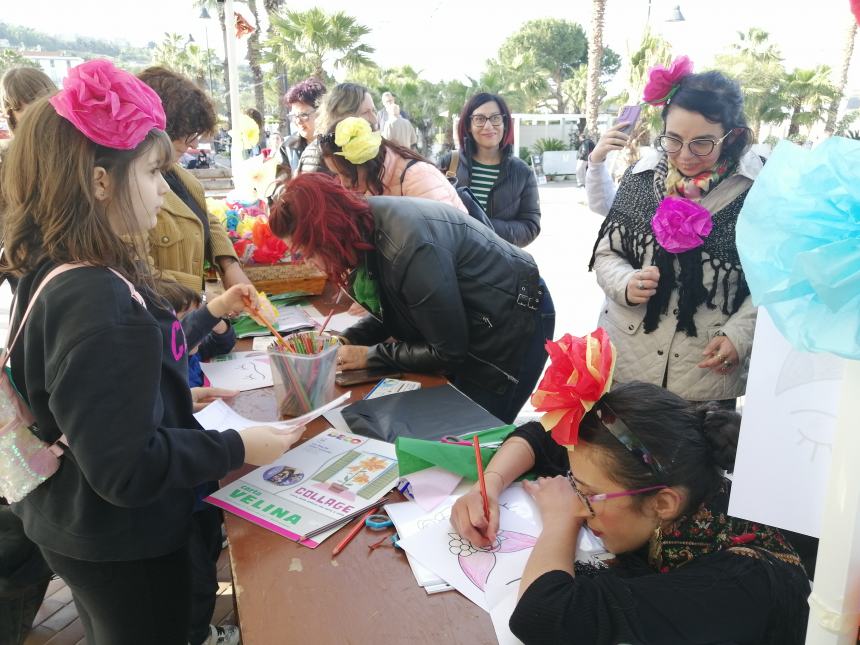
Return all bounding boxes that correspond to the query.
[9,263,245,562]
[342,196,544,394]
[441,141,541,247]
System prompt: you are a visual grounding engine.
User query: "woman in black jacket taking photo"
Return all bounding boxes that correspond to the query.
[269,173,555,423]
[440,92,541,248]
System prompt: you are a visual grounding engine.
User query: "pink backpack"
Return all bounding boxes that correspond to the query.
[0,264,145,502]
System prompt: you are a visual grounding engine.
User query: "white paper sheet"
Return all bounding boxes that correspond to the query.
[200,351,273,391]
[729,309,843,537]
[194,392,351,433]
[406,467,463,512]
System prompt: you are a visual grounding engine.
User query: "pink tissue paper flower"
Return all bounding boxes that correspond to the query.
[651,195,713,254]
[49,59,166,150]
[643,55,694,106]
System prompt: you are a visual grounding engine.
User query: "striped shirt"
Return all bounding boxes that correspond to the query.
[469,160,500,210]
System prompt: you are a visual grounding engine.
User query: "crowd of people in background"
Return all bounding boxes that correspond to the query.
[0,45,817,645]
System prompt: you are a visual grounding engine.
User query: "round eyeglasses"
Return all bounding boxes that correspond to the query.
[567,471,667,519]
[655,131,733,157]
[470,113,505,128]
[290,110,316,123]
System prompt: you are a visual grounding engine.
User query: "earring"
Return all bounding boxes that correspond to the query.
[647,523,663,570]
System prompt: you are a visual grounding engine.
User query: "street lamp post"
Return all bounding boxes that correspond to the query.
[199,8,214,96]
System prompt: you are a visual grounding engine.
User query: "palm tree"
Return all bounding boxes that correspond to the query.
[194,0,232,119]
[267,8,376,84]
[261,0,289,134]
[825,17,858,135]
[781,66,838,138]
[715,29,786,137]
[585,0,607,137]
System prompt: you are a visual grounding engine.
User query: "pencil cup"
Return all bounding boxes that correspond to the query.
[267,332,339,418]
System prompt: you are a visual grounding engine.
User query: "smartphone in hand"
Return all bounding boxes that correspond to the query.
[615,105,642,135]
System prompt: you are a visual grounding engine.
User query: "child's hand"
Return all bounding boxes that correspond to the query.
[191,386,239,412]
[240,425,301,465]
[208,284,258,319]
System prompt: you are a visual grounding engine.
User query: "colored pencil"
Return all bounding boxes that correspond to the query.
[242,295,288,349]
[473,435,490,522]
[331,506,380,557]
[299,494,392,541]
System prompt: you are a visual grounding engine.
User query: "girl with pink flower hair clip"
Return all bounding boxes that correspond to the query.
[585,55,761,409]
[0,59,299,645]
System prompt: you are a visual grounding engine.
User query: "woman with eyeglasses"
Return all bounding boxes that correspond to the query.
[450,334,809,644]
[440,92,541,248]
[318,116,467,213]
[587,62,760,407]
[138,67,251,292]
[280,77,330,175]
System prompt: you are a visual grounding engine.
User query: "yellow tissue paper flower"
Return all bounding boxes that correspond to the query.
[334,116,381,165]
[249,290,279,326]
[229,114,260,150]
[236,219,256,238]
[207,197,228,220]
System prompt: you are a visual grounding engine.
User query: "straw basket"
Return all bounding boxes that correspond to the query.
[242,261,326,295]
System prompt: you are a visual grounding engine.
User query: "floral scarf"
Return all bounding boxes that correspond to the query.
[654,155,734,201]
[649,479,802,573]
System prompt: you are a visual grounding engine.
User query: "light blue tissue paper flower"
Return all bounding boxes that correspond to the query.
[736,137,860,358]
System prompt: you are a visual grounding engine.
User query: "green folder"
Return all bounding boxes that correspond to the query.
[395,425,517,480]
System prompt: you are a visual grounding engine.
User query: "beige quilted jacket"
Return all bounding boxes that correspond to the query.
[590,151,763,401]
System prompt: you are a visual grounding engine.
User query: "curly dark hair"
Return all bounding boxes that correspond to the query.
[284,77,327,108]
[661,70,752,166]
[137,66,216,141]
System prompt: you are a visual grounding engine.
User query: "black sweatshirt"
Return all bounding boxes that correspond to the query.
[9,263,244,562]
[506,423,810,645]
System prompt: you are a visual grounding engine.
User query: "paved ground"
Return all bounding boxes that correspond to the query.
[18,179,608,643]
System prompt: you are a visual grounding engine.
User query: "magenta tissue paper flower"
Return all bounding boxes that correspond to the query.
[643,55,694,106]
[49,59,166,150]
[651,195,713,253]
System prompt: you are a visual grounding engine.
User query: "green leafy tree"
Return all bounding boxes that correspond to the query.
[0,49,39,78]
[493,18,619,113]
[824,17,857,135]
[714,29,786,136]
[267,8,376,85]
[781,66,838,137]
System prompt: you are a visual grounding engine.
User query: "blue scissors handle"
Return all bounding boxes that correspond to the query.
[365,514,394,530]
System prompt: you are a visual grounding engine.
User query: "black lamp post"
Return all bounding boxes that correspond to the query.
[199,8,214,96]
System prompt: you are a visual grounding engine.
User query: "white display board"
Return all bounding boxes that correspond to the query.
[729,309,844,537]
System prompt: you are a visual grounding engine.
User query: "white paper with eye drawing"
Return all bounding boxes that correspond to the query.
[729,309,843,537]
[200,351,273,391]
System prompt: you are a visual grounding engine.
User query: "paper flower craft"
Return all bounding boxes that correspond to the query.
[530,329,616,446]
[651,196,713,253]
[334,117,382,165]
[736,137,860,359]
[643,55,694,106]
[49,59,165,150]
[247,291,279,327]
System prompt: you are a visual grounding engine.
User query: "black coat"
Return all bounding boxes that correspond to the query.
[342,196,544,394]
[441,141,541,247]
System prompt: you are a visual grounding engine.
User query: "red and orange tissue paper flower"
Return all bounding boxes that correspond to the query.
[530,329,616,447]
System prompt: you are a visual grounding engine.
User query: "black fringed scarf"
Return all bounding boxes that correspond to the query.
[588,158,752,336]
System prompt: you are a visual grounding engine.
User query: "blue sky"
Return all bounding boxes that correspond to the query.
[4,0,857,88]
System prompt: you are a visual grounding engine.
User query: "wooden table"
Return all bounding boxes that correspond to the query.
[220,292,498,644]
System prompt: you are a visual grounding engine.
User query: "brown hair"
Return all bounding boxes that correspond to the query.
[137,66,216,141]
[0,96,173,283]
[317,82,370,134]
[155,279,201,314]
[1,67,56,130]
[318,117,425,196]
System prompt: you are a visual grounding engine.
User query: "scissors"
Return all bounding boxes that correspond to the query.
[365,513,394,530]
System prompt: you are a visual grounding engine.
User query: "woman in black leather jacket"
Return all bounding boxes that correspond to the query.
[440,92,541,248]
[269,173,555,423]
